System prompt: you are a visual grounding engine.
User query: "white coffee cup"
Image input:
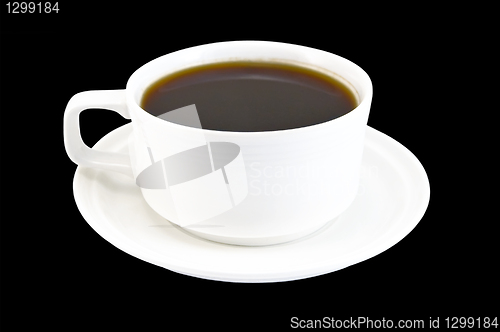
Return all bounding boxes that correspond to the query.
[64,41,372,246]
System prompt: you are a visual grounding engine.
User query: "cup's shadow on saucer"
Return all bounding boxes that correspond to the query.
[147,215,341,248]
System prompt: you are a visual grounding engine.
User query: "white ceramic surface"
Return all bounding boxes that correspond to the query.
[72,124,430,283]
[64,41,373,245]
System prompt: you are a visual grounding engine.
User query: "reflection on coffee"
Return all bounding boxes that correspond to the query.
[141,61,358,132]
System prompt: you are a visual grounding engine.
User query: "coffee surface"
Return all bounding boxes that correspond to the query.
[141,61,357,132]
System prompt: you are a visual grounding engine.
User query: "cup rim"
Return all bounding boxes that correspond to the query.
[125,40,373,136]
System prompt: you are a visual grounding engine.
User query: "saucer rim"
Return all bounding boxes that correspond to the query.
[72,124,430,283]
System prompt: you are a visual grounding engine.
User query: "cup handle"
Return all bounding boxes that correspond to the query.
[64,89,133,177]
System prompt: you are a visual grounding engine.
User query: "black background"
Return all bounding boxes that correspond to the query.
[1,2,495,330]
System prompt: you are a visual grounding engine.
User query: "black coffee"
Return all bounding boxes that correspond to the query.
[141,61,357,132]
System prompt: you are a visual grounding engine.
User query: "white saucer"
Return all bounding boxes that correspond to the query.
[72,124,430,283]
